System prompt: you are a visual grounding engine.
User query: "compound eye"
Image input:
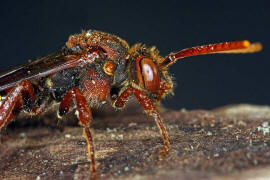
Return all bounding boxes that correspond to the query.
[136,57,160,92]
[103,61,116,76]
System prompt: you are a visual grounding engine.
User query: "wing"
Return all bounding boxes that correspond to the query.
[0,51,82,91]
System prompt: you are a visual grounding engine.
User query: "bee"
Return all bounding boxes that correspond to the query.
[0,30,262,179]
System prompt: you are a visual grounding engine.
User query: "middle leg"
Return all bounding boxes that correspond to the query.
[58,87,96,179]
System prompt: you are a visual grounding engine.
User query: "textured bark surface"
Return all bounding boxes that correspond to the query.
[1,104,270,180]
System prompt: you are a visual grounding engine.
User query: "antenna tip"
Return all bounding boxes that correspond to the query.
[248,42,263,53]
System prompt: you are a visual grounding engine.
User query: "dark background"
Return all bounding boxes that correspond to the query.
[0,1,269,110]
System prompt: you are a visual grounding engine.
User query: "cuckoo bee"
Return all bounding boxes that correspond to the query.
[0,30,262,179]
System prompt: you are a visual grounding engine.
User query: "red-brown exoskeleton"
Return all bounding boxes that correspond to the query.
[0,30,262,179]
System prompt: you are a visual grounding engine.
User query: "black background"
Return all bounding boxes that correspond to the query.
[0,1,269,110]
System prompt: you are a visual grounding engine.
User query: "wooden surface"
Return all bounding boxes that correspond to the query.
[1,104,270,180]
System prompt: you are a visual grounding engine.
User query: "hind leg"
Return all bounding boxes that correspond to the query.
[0,80,36,129]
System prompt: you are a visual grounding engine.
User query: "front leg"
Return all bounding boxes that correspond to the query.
[133,88,169,157]
[58,88,96,179]
[112,87,169,157]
